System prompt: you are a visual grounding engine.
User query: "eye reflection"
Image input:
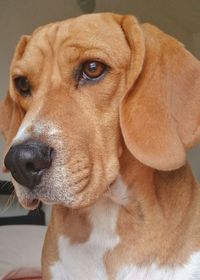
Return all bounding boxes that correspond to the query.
[81,61,107,80]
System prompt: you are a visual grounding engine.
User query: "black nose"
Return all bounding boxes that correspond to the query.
[4,141,54,189]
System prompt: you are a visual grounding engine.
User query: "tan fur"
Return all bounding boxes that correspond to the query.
[105,146,200,278]
[1,13,200,279]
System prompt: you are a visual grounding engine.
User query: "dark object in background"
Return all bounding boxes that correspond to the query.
[0,180,45,226]
[77,0,95,13]
[0,180,14,195]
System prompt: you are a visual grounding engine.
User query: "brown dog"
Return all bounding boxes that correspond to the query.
[1,13,200,279]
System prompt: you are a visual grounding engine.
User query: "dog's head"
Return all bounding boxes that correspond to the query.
[1,13,200,209]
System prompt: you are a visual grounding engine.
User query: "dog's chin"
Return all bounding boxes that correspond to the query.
[14,173,115,210]
[18,185,109,210]
[38,192,102,209]
[38,184,109,209]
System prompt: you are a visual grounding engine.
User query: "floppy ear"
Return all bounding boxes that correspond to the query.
[0,93,24,148]
[120,16,200,171]
[0,35,29,156]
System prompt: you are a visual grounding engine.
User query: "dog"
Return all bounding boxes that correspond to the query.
[1,12,200,280]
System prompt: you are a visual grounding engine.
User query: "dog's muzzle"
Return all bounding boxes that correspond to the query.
[4,141,54,189]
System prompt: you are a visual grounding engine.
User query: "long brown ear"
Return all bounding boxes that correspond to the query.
[0,35,29,150]
[120,16,200,171]
[0,35,29,171]
[0,93,24,147]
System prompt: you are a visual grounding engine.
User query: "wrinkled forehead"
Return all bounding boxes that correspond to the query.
[12,13,130,69]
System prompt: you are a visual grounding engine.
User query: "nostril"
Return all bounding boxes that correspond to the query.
[49,147,54,158]
[26,162,37,173]
[49,147,55,163]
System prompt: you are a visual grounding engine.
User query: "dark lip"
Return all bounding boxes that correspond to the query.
[21,198,40,210]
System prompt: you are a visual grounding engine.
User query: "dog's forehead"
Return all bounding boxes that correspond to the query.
[23,13,129,62]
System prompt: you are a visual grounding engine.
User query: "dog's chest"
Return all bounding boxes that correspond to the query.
[116,252,200,280]
[50,235,200,280]
[49,197,200,280]
[50,198,120,280]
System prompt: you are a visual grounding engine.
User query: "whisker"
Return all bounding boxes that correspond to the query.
[1,189,16,215]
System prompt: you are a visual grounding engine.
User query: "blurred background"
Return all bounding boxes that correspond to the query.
[0,0,199,274]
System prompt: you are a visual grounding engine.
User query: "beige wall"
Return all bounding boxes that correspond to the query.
[0,0,199,180]
[193,32,200,59]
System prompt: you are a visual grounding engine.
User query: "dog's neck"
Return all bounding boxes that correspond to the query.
[105,148,200,264]
[117,147,200,231]
[106,148,200,265]
[116,148,195,224]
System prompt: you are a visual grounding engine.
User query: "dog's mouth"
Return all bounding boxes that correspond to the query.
[13,152,119,210]
[20,195,59,210]
[13,157,93,209]
[14,176,88,210]
[21,197,40,210]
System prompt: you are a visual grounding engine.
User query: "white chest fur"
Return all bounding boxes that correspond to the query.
[117,252,200,280]
[50,197,120,280]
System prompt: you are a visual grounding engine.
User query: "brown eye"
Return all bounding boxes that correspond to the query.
[82,61,107,80]
[14,76,31,96]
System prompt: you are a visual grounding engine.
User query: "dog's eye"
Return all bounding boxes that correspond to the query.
[14,76,31,97]
[81,61,107,80]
